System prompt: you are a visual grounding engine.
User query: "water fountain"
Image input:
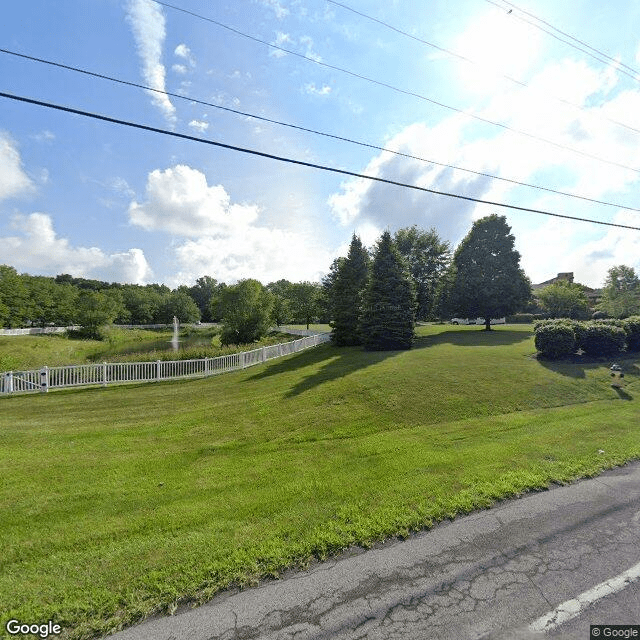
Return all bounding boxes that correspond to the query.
[171,316,180,352]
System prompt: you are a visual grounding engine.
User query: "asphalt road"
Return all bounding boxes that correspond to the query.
[106,461,640,640]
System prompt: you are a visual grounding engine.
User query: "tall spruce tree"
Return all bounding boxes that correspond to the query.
[330,234,370,345]
[447,214,531,330]
[360,231,416,350]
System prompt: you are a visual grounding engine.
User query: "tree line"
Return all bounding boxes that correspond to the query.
[0,265,326,341]
[2,214,637,345]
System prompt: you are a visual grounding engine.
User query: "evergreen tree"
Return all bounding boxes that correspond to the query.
[319,257,345,324]
[447,214,531,330]
[331,234,370,346]
[360,231,416,350]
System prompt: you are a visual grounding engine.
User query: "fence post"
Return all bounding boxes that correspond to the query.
[156,360,161,382]
[40,366,49,393]
[205,357,210,377]
[102,362,108,386]
[4,371,13,394]
[262,346,266,362]
[240,351,245,369]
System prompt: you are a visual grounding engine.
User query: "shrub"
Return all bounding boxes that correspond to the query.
[572,321,588,351]
[592,310,608,320]
[533,318,575,332]
[580,324,626,357]
[623,316,640,351]
[534,323,576,359]
[506,313,534,323]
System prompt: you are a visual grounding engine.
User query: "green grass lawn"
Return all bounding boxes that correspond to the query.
[1,324,639,639]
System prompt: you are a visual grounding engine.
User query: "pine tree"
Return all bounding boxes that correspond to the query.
[360,231,416,350]
[331,234,370,345]
[447,214,531,330]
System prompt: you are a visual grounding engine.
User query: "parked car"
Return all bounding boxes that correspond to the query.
[450,317,506,325]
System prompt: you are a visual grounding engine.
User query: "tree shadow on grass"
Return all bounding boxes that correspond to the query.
[613,386,634,400]
[247,327,532,398]
[244,343,405,398]
[536,354,640,381]
[415,327,532,348]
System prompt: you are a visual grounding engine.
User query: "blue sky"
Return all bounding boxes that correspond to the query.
[1,0,640,288]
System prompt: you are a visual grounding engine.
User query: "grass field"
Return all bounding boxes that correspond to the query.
[0,325,306,371]
[1,324,639,639]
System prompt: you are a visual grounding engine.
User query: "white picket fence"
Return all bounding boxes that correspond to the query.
[1,332,331,396]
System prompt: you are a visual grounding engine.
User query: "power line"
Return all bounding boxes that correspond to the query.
[2,90,639,232]
[3,47,639,214]
[326,0,640,138]
[149,0,640,177]
[484,0,640,83]
[493,0,640,79]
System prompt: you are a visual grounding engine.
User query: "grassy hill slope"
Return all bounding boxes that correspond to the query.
[1,325,638,639]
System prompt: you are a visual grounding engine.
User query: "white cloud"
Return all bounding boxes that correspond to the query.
[517,211,640,289]
[260,0,289,20]
[128,165,259,236]
[329,47,640,286]
[174,43,195,65]
[188,120,209,133]
[304,83,331,96]
[270,31,292,58]
[0,213,152,283]
[173,226,332,285]
[0,132,34,202]
[126,0,176,123]
[129,164,333,284]
[172,63,188,75]
[30,130,56,143]
[300,35,322,62]
[328,118,492,242]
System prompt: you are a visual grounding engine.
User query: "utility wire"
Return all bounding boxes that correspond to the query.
[2,90,639,231]
[484,0,640,83]
[494,0,640,79]
[326,0,640,137]
[150,0,640,177]
[3,47,639,214]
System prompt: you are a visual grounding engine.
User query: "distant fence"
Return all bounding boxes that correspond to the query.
[1,332,331,396]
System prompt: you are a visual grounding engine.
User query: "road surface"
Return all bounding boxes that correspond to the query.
[106,461,640,639]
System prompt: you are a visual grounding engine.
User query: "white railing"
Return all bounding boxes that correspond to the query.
[1,333,331,396]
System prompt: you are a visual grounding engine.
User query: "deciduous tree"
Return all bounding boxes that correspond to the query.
[598,265,640,318]
[219,279,273,345]
[394,226,450,320]
[537,280,590,319]
[447,215,531,330]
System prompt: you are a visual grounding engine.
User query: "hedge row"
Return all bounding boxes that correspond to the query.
[534,317,640,358]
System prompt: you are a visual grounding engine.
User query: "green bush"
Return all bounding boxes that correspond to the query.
[533,318,575,332]
[592,310,608,320]
[534,323,576,359]
[580,324,626,356]
[623,316,640,351]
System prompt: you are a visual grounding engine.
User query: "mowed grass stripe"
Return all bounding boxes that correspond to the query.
[0,325,638,639]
